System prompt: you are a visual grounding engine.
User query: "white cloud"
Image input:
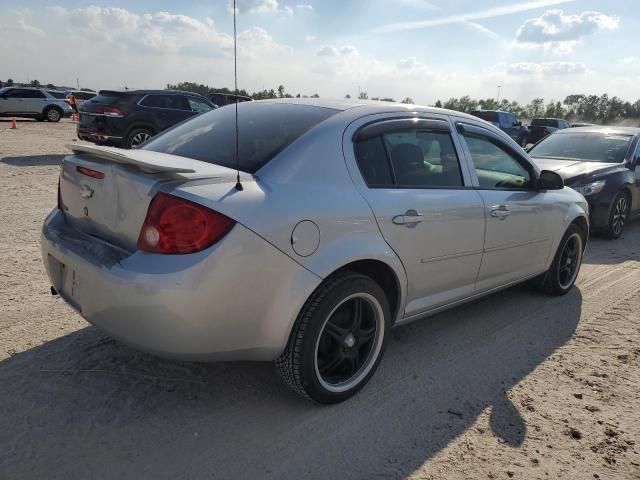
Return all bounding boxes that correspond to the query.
[295,4,314,12]
[230,0,279,14]
[514,9,619,52]
[305,35,317,42]
[491,61,587,76]
[621,57,639,64]
[316,45,358,57]
[0,6,292,90]
[375,0,574,33]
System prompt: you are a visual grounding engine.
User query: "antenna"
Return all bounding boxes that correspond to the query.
[233,0,243,191]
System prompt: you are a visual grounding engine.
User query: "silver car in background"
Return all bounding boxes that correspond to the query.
[0,86,73,122]
[41,100,589,403]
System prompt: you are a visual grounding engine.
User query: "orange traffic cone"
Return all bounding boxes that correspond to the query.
[10,117,17,129]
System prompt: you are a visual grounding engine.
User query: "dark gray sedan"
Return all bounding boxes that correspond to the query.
[529,126,640,238]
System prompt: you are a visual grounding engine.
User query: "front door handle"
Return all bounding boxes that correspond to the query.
[393,209,424,227]
[490,205,510,219]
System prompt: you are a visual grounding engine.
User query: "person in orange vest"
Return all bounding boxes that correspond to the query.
[67,92,78,115]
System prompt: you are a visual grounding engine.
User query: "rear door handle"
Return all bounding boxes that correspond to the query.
[393,209,424,227]
[490,205,510,219]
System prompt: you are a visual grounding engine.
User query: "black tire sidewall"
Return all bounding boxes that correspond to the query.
[607,191,629,239]
[44,107,61,122]
[297,274,390,404]
[126,128,153,149]
[545,224,584,295]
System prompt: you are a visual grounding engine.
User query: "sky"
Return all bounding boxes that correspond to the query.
[0,0,638,104]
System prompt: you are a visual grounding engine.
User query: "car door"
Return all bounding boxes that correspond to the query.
[139,94,191,131]
[347,115,485,317]
[632,138,640,214]
[21,89,48,113]
[1,88,27,113]
[456,122,558,290]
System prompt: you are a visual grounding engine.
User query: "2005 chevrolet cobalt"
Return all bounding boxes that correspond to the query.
[42,99,588,403]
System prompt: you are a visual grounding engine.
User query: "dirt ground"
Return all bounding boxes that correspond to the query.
[0,119,639,480]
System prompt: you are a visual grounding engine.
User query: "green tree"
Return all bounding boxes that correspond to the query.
[358,91,368,100]
[30,79,41,87]
[401,97,413,104]
[6,78,13,86]
[345,94,351,99]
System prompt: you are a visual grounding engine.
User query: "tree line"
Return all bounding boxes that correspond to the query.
[433,94,640,124]
[6,77,639,125]
[167,82,415,104]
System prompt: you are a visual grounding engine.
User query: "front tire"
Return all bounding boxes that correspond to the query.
[276,273,390,404]
[533,224,585,296]
[606,191,630,239]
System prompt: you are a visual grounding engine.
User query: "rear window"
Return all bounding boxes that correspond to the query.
[90,93,127,105]
[143,102,338,173]
[531,119,557,127]
[471,111,497,122]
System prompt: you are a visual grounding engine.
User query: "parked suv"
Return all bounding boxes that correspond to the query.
[0,87,73,122]
[528,118,571,144]
[470,110,529,146]
[77,89,215,148]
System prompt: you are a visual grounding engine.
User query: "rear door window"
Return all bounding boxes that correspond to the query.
[143,102,338,173]
[140,94,188,110]
[354,123,464,188]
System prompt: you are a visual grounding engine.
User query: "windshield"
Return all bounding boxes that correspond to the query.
[143,102,338,173]
[529,132,632,163]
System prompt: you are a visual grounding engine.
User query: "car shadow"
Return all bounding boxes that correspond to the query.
[1,154,65,167]
[582,221,640,266]
[0,285,582,479]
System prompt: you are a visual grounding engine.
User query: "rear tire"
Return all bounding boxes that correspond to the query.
[276,272,390,404]
[44,107,62,122]
[126,128,154,149]
[606,191,630,239]
[532,224,585,296]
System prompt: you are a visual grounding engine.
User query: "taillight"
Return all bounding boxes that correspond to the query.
[77,166,105,179]
[137,193,235,254]
[93,105,124,117]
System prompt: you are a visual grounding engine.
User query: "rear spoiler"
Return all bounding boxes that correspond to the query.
[66,145,196,174]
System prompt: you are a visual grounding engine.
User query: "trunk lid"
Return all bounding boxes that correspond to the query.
[59,145,242,251]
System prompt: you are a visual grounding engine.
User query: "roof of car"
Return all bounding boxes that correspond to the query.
[556,125,640,135]
[98,89,205,97]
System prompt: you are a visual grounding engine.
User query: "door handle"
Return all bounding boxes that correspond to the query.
[393,209,424,227]
[490,205,510,219]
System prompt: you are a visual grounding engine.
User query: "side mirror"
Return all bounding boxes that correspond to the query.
[537,170,564,190]
[516,121,522,127]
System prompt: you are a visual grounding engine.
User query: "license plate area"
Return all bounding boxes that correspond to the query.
[48,254,82,311]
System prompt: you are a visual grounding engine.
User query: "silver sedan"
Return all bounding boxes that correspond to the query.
[42,99,589,403]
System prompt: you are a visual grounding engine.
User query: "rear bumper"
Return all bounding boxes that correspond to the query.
[41,209,321,361]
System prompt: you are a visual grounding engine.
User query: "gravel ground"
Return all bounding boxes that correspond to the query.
[0,119,639,480]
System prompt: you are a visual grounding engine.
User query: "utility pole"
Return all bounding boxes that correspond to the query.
[497,85,502,103]
[76,77,80,90]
